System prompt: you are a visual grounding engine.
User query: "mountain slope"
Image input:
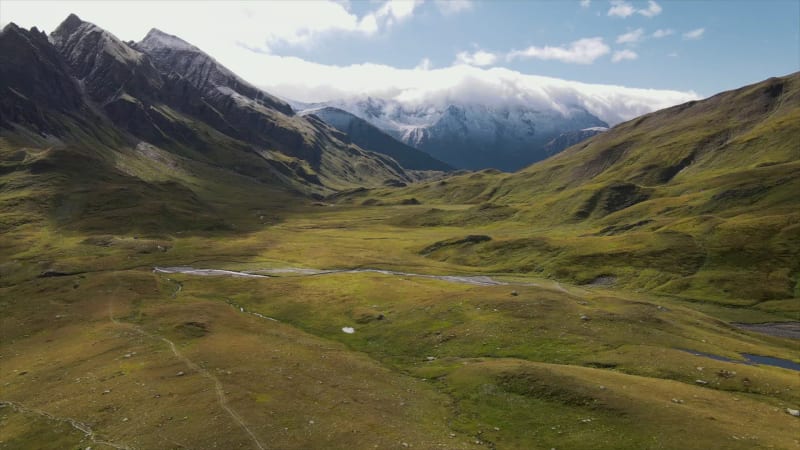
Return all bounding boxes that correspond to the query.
[341,72,800,305]
[137,28,293,116]
[543,127,608,156]
[301,107,452,171]
[0,17,420,238]
[0,17,426,254]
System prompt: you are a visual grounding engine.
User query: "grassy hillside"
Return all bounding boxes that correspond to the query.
[1,200,797,449]
[341,72,800,307]
[1,67,798,449]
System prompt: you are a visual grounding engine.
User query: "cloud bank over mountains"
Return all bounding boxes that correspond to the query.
[261,59,698,126]
[1,0,700,126]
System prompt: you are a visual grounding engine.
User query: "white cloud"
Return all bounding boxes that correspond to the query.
[508,37,610,64]
[372,0,423,23]
[652,28,674,38]
[608,0,662,18]
[258,58,697,125]
[0,0,700,127]
[608,1,635,18]
[580,0,591,8]
[435,0,474,15]
[683,28,705,40]
[455,49,498,67]
[612,49,638,62]
[415,57,433,70]
[0,0,417,52]
[638,1,662,17]
[616,28,644,44]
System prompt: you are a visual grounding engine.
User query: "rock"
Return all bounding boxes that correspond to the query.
[510,290,519,296]
[341,327,355,334]
[695,379,708,385]
[787,408,800,417]
[580,314,590,321]
[122,417,128,422]
[399,198,420,205]
[38,270,72,278]
[176,371,185,377]
[717,369,736,378]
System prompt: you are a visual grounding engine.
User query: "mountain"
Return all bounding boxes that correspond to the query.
[299,96,608,171]
[2,16,798,450]
[543,126,608,156]
[343,72,800,305]
[300,107,452,172]
[0,17,421,234]
[136,28,293,116]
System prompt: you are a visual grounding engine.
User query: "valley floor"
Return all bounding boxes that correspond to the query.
[1,202,798,450]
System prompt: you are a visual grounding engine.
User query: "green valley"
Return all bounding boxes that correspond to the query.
[1,12,798,450]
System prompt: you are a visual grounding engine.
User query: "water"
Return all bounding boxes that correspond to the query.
[681,349,738,363]
[682,349,800,372]
[741,353,800,371]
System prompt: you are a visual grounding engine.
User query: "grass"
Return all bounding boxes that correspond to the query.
[335,73,800,307]
[0,74,798,448]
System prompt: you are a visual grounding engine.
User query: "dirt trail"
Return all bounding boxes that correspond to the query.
[108,302,267,450]
[0,400,132,449]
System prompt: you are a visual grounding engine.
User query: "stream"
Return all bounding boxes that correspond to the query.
[153,266,536,287]
[681,349,800,372]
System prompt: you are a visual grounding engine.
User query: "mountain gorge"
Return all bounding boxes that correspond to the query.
[300,106,453,171]
[301,97,609,171]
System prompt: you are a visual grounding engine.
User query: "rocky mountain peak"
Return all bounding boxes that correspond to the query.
[52,13,83,39]
[51,13,144,65]
[138,28,198,53]
[135,28,293,116]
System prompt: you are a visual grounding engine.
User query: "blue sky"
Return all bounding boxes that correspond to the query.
[2,0,798,119]
[268,0,800,96]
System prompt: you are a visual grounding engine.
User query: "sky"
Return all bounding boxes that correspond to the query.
[2,0,798,122]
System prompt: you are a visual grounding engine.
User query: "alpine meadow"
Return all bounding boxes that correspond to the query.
[0,2,798,449]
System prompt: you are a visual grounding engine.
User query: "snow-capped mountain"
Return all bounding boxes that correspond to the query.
[299,97,608,171]
[301,107,452,171]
